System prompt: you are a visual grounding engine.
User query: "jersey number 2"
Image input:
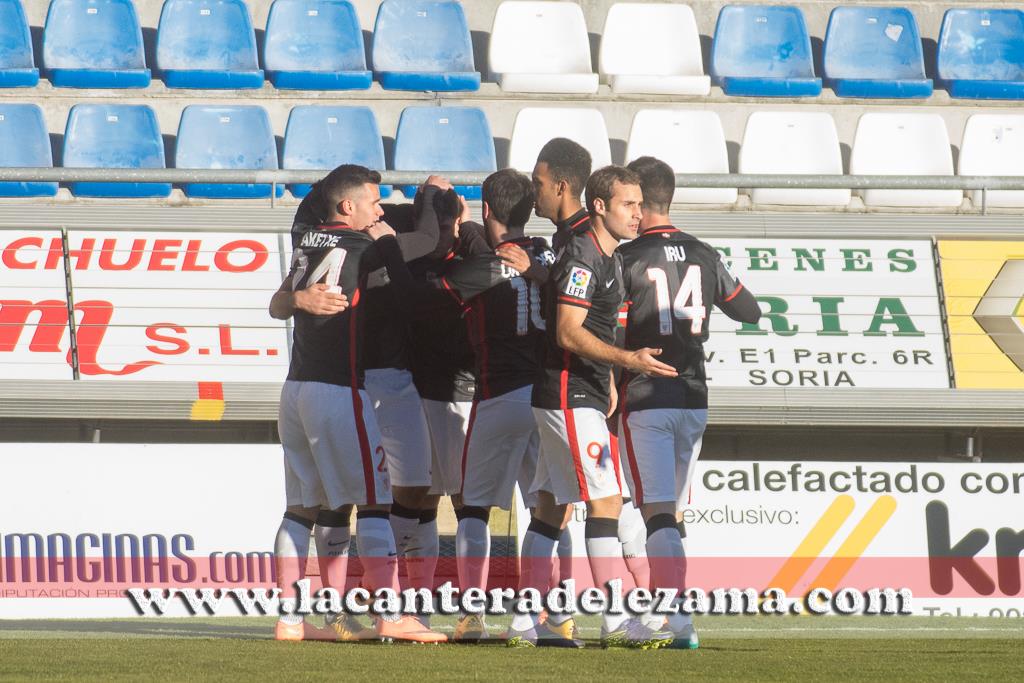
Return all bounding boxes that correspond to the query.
[646,266,705,335]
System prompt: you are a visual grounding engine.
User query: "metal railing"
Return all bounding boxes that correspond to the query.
[3,167,1024,190]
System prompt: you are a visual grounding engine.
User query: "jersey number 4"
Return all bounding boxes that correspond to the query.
[295,247,348,292]
[646,265,706,335]
[509,276,545,335]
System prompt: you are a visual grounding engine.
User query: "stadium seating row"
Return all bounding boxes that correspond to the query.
[2,102,1022,207]
[1,0,1022,98]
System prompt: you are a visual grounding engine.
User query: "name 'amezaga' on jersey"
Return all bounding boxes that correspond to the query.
[617,226,755,410]
[287,225,409,388]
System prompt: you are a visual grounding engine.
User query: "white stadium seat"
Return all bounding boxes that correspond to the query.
[739,111,850,206]
[958,114,1024,208]
[626,110,736,204]
[850,113,963,207]
[489,1,598,93]
[508,107,611,172]
[599,3,710,95]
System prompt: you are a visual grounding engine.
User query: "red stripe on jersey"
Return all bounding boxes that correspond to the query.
[558,295,591,307]
[347,286,376,505]
[440,276,465,307]
[586,229,607,257]
[475,297,490,399]
[458,399,479,496]
[560,350,590,501]
[723,282,744,302]
[570,215,589,230]
[614,385,638,507]
[608,429,623,494]
[642,227,680,236]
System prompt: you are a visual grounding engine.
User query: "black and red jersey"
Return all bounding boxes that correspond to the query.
[408,254,475,402]
[617,226,747,410]
[552,208,590,255]
[286,225,410,388]
[439,236,555,400]
[532,222,623,412]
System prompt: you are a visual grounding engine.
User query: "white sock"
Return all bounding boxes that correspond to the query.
[456,515,490,593]
[405,512,439,592]
[647,519,687,632]
[357,513,400,593]
[619,501,650,590]
[585,517,634,633]
[512,526,557,632]
[275,514,312,625]
[389,507,421,557]
[313,523,350,593]
[555,527,573,587]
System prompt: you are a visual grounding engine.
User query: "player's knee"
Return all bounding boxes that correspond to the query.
[389,501,420,520]
[584,516,619,539]
[455,505,490,524]
[587,494,622,520]
[527,517,562,542]
[645,513,678,538]
[316,507,351,528]
[284,506,318,525]
[392,485,430,509]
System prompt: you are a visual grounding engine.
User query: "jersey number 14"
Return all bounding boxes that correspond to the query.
[646,265,706,335]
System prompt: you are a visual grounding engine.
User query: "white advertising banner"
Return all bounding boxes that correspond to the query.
[0,231,290,381]
[0,444,284,618]
[703,239,949,388]
[517,460,1024,616]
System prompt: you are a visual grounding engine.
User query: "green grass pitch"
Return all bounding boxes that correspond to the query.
[1,615,1022,681]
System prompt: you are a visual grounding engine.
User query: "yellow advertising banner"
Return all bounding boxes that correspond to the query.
[938,241,1024,388]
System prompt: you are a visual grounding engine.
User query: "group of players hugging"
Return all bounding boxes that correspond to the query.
[268,137,760,649]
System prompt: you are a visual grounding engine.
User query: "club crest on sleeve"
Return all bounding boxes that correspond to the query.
[565,266,592,298]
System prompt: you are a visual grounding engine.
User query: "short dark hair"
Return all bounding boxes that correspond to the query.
[627,156,675,215]
[320,164,381,209]
[536,138,591,197]
[482,169,534,228]
[585,165,642,215]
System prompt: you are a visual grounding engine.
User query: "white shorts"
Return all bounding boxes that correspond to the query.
[516,434,540,510]
[619,408,707,510]
[460,385,539,510]
[278,380,392,509]
[365,368,432,488]
[422,398,474,495]
[531,406,623,505]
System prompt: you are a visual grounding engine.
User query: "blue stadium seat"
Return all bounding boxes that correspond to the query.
[282,106,389,198]
[264,0,371,90]
[711,5,822,97]
[823,6,931,98]
[0,104,56,197]
[0,0,39,87]
[43,0,151,88]
[156,0,264,89]
[63,105,170,198]
[372,0,480,91]
[393,106,495,199]
[175,105,282,198]
[937,8,1024,100]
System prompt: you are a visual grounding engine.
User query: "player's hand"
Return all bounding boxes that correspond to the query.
[294,284,349,315]
[425,175,452,191]
[497,243,531,274]
[624,348,678,378]
[607,382,618,418]
[458,195,472,225]
[366,220,396,241]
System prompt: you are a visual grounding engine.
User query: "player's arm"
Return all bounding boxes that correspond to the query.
[441,255,510,303]
[392,178,449,261]
[455,220,492,257]
[366,222,415,303]
[713,258,761,324]
[556,303,677,378]
[269,274,349,319]
[498,244,548,284]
